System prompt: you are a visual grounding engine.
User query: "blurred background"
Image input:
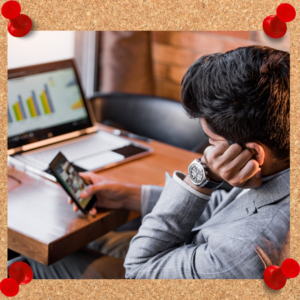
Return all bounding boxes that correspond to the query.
[8,31,290,154]
[8,31,290,100]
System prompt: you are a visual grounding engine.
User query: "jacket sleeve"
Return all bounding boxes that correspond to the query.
[140,185,164,220]
[140,172,229,225]
[124,171,210,278]
[124,172,265,279]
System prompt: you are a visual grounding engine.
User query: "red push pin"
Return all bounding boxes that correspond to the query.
[1,0,32,37]
[0,278,19,297]
[9,262,33,285]
[264,258,300,290]
[263,3,296,39]
[0,261,33,297]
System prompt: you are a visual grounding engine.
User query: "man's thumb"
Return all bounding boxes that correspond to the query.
[80,185,95,198]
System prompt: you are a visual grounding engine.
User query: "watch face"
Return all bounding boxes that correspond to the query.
[188,163,205,185]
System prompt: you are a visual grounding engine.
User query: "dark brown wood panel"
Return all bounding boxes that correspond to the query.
[48,209,129,265]
[8,229,49,265]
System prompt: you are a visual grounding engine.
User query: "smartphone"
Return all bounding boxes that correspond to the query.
[49,152,97,214]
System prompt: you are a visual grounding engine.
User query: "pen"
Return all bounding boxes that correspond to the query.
[113,129,152,143]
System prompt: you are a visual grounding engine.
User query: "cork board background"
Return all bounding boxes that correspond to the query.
[1,0,300,299]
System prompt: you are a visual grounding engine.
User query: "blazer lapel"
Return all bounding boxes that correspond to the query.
[192,170,290,232]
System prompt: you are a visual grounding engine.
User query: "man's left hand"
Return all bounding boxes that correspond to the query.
[201,141,262,189]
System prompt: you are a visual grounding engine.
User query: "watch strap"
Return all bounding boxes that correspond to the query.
[198,158,224,190]
[199,179,224,190]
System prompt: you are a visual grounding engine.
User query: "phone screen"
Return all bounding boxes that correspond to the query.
[53,157,92,209]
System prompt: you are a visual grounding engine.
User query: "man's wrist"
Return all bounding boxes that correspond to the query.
[123,184,142,212]
[184,175,214,196]
[206,169,223,182]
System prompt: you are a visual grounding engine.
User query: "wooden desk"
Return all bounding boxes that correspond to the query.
[8,124,199,265]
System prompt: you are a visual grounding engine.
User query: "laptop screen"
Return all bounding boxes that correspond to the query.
[8,60,94,150]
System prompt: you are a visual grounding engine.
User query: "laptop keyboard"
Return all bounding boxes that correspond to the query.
[15,131,131,170]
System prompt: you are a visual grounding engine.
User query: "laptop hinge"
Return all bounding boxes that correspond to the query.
[8,127,98,156]
[8,147,22,156]
[84,126,98,134]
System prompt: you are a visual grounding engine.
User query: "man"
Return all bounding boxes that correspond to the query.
[24,45,290,279]
[123,46,290,279]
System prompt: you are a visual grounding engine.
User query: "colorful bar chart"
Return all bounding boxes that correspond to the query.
[18,96,27,119]
[71,98,84,110]
[12,96,27,121]
[26,96,38,118]
[31,91,41,116]
[8,107,13,123]
[13,102,23,121]
[44,84,55,112]
[40,84,55,115]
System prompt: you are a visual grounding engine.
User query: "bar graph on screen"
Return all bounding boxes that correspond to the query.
[27,96,38,118]
[71,98,84,110]
[28,91,41,117]
[8,107,13,123]
[10,85,55,123]
[8,67,89,138]
[40,84,55,115]
[12,96,27,121]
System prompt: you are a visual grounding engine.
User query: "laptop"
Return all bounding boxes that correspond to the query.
[8,59,153,181]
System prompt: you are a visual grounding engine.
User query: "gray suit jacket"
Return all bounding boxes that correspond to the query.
[124,170,290,279]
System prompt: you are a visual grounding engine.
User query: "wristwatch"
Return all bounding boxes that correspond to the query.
[188,158,224,190]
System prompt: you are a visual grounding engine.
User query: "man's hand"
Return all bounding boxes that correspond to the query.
[68,172,142,215]
[201,141,262,189]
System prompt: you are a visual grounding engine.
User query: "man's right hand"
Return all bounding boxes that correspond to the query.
[68,172,142,215]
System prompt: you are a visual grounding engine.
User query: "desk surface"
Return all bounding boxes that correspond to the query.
[8,124,199,265]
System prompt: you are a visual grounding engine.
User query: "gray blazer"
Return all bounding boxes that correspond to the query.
[124,170,290,279]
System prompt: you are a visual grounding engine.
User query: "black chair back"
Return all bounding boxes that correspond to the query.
[89,92,208,153]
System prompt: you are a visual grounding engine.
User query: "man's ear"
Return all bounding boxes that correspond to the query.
[245,142,265,166]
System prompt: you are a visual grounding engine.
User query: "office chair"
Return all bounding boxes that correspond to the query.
[88,92,209,153]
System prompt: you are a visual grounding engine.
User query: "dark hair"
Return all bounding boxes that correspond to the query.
[181,45,290,161]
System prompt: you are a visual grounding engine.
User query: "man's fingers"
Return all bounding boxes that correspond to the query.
[78,172,93,184]
[203,142,228,165]
[79,172,105,185]
[80,183,104,198]
[73,204,78,212]
[221,144,244,162]
[89,207,97,216]
[80,185,94,198]
[240,159,260,178]
[233,159,261,187]
[69,194,96,214]
[229,149,253,172]
[241,171,262,189]
[72,202,97,214]
[211,141,231,157]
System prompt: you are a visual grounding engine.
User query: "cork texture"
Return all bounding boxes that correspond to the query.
[1,0,300,299]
